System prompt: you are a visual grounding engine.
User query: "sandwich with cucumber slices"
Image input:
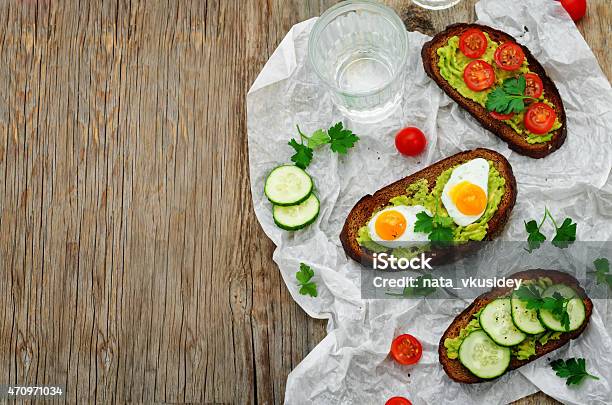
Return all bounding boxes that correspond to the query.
[440,270,592,383]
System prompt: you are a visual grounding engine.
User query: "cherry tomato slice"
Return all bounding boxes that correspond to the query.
[459,28,487,58]
[385,397,412,405]
[494,42,525,71]
[395,127,427,157]
[524,102,557,134]
[560,0,586,21]
[390,334,422,366]
[490,111,515,120]
[524,73,543,99]
[463,60,495,91]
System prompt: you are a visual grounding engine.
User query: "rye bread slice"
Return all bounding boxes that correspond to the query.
[421,23,567,159]
[339,148,516,268]
[439,269,593,384]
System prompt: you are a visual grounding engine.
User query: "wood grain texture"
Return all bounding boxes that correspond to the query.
[0,0,608,403]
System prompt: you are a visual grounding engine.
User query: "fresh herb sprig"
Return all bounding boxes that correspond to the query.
[296,263,318,297]
[414,202,455,243]
[402,274,437,297]
[486,75,538,114]
[589,258,612,289]
[550,358,599,386]
[524,207,577,252]
[514,285,571,331]
[289,122,360,169]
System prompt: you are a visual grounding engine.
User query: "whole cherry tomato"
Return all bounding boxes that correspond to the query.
[385,397,412,405]
[560,0,587,22]
[395,127,427,157]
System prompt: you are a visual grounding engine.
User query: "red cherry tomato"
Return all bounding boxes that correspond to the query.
[390,334,422,366]
[459,28,488,58]
[463,60,495,91]
[524,102,557,134]
[395,127,427,157]
[385,397,412,405]
[494,42,525,71]
[524,73,543,99]
[490,111,515,120]
[560,0,586,21]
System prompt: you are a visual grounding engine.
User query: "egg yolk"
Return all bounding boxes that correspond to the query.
[375,210,407,240]
[449,181,487,216]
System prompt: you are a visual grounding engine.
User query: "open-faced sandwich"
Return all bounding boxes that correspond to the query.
[340,148,516,267]
[440,270,592,383]
[422,24,566,158]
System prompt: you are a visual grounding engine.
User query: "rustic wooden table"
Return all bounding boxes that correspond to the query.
[0,0,608,403]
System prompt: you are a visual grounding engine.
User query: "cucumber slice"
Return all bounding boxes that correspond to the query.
[479,298,527,346]
[542,284,577,299]
[511,290,546,335]
[264,165,313,206]
[273,194,319,231]
[458,330,510,379]
[539,297,586,332]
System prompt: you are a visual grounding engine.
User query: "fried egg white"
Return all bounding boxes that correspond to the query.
[441,158,489,227]
[367,205,432,248]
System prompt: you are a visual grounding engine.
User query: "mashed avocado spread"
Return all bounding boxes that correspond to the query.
[443,277,562,361]
[437,34,561,143]
[356,160,505,258]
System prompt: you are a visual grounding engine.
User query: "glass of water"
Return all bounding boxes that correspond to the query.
[411,0,462,10]
[308,1,408,123]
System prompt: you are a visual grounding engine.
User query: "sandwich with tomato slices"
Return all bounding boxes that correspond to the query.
[422,24,566,158]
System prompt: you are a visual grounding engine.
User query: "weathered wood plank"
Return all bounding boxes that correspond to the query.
[0,1,607,404]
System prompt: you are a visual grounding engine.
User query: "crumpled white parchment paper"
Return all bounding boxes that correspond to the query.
[246,0,612,403]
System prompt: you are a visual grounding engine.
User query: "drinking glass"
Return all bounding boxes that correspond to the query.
[411,0,462,10]
[308,1,408,123]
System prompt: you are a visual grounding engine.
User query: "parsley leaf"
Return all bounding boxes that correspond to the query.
[503,75,526,95]
[515,286,571,330]
[328,122,359,154]
[288,139,313,169]
[413,209,455,243]
[551,218,577,248]
[542,292,571,331]
[590,258,612,289]
[402,274,437,297]
[296,263,317,297]
[299,283,318,297]
[514,284,544,309]
[414,211,434,234]
[524,208,576,252]
[434,214,455,229]
[292,122,359,166]
[430,226,454,243]
[307,129,331,148]
[485,75,535,114]
[297,125,330,149]
[550,358,599,386]
[525,220,546,252]
[485,87,515,114]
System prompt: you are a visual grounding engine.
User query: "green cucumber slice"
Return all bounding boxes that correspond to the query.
[539,297,586,332]
[458,330,511,379]
[264,165,313,206]
[273,194,319,231]
[479,298,527,346]
[511,290,546,335]
[542,284,577,299]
